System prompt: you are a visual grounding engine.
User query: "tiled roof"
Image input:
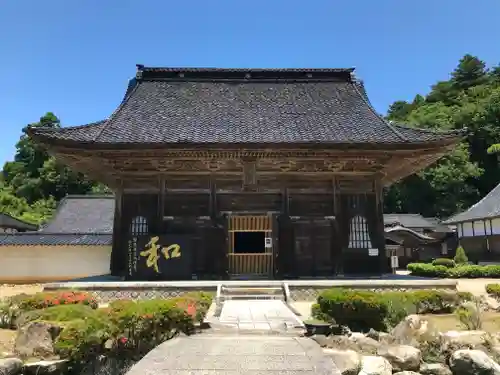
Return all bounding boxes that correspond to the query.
[0,195,115,246]
[0,213,38,231]
[383,214,437,229]
[29,66,462,145]
[443,183,500,224]
[0,233,112,246]
[42,195,114,234]
[385,225,441,244]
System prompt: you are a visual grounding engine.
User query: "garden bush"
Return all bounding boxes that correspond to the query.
[314,289,405,332]
[407,263,500,278]
[486,283,500,298]
[54,293,212,365]
[432,258,455,268]
[16,303,96,328]
[0,290,97,329]
[313,289,472,332]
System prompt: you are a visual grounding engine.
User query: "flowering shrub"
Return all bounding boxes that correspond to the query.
[54,293,213,365]
[1,290,97,328]
[16,303,97,328]
[15,291,98,311]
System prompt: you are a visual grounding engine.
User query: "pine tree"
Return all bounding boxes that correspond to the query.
[454,246,469,265]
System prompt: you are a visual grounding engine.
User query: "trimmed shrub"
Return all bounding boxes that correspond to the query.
[411,290,467,314]
[313,289,472,332]
[432,258,455,268]
[407,263,500,278]
[407,263,450,278]
[315,289,402,332]
[454,246,469,265]
[486,283,500,298]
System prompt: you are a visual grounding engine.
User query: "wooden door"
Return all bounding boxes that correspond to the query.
[227,215,273,277]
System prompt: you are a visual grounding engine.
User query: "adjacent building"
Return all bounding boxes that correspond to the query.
[384,214,456,266]
[0,196,113,283]
[28,66,463,280]
[0,213,37,233]
[443,183,500,260]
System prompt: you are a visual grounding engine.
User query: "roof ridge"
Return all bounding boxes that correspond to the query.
[137,66,356,73]
[136,65,356,82]
[350,79,408,142]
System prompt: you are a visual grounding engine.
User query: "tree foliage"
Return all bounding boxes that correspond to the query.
[1,113,109,225]
[385,54,500,218]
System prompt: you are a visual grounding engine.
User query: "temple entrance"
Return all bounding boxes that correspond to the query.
[228,215,273,278]
[234,231,266,253]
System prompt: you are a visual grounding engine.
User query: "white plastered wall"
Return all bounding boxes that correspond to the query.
[0,245,111,283]
[458,218,500,238]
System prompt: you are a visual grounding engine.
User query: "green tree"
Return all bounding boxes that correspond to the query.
[385,54,500,218]
[1,112,105,224]
[454,246,469,265]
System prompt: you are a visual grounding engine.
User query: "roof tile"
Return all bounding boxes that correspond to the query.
[0,234,112,246]
[31,67,462,145]
[41,195,114,234]
[443,183,500,224]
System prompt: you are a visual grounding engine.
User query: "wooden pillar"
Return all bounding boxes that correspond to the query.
[332,178,342,275]
[279,187,291,278]
[375,179,387,275]
[110,187,123,276]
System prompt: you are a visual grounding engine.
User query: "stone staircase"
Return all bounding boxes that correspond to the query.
[218,284,286,302]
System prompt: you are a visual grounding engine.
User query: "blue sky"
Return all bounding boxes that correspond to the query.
[1,0,499,165]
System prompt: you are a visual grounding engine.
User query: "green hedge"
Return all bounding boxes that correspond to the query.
[407,263,500,278]
[313,289,473,332]
[432,258,456,268]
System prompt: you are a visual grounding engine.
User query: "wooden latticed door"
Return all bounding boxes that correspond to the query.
[227,215,273,278]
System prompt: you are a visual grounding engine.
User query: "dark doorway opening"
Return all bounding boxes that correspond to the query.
[234,232,266,254]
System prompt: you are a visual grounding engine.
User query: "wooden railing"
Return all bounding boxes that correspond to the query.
[228,253,272,275]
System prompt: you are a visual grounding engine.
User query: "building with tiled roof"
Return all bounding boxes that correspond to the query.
[0,196,113,283]
[0,213,38,233]
[28,66,464,279]
[443,183,500,258]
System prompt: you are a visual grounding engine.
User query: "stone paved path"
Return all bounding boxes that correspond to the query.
[218,299,304,331]
[126,335,340,375]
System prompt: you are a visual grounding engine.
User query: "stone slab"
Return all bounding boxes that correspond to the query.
[219,300,304,330]
[125,335,340,375]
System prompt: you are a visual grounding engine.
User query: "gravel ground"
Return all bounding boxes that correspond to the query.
[0,284,43,299]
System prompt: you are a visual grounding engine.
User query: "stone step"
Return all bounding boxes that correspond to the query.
[222,286,283,295]
[220,285,285,301]
[222,294,285,301]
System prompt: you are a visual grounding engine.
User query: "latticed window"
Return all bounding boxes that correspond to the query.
[130,216,148,236]
[348,215,373,249]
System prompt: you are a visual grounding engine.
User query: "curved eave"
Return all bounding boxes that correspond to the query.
[385,225,442,244]
[28,129,464,151]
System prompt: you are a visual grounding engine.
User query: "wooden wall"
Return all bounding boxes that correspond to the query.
[112,178,386,279]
